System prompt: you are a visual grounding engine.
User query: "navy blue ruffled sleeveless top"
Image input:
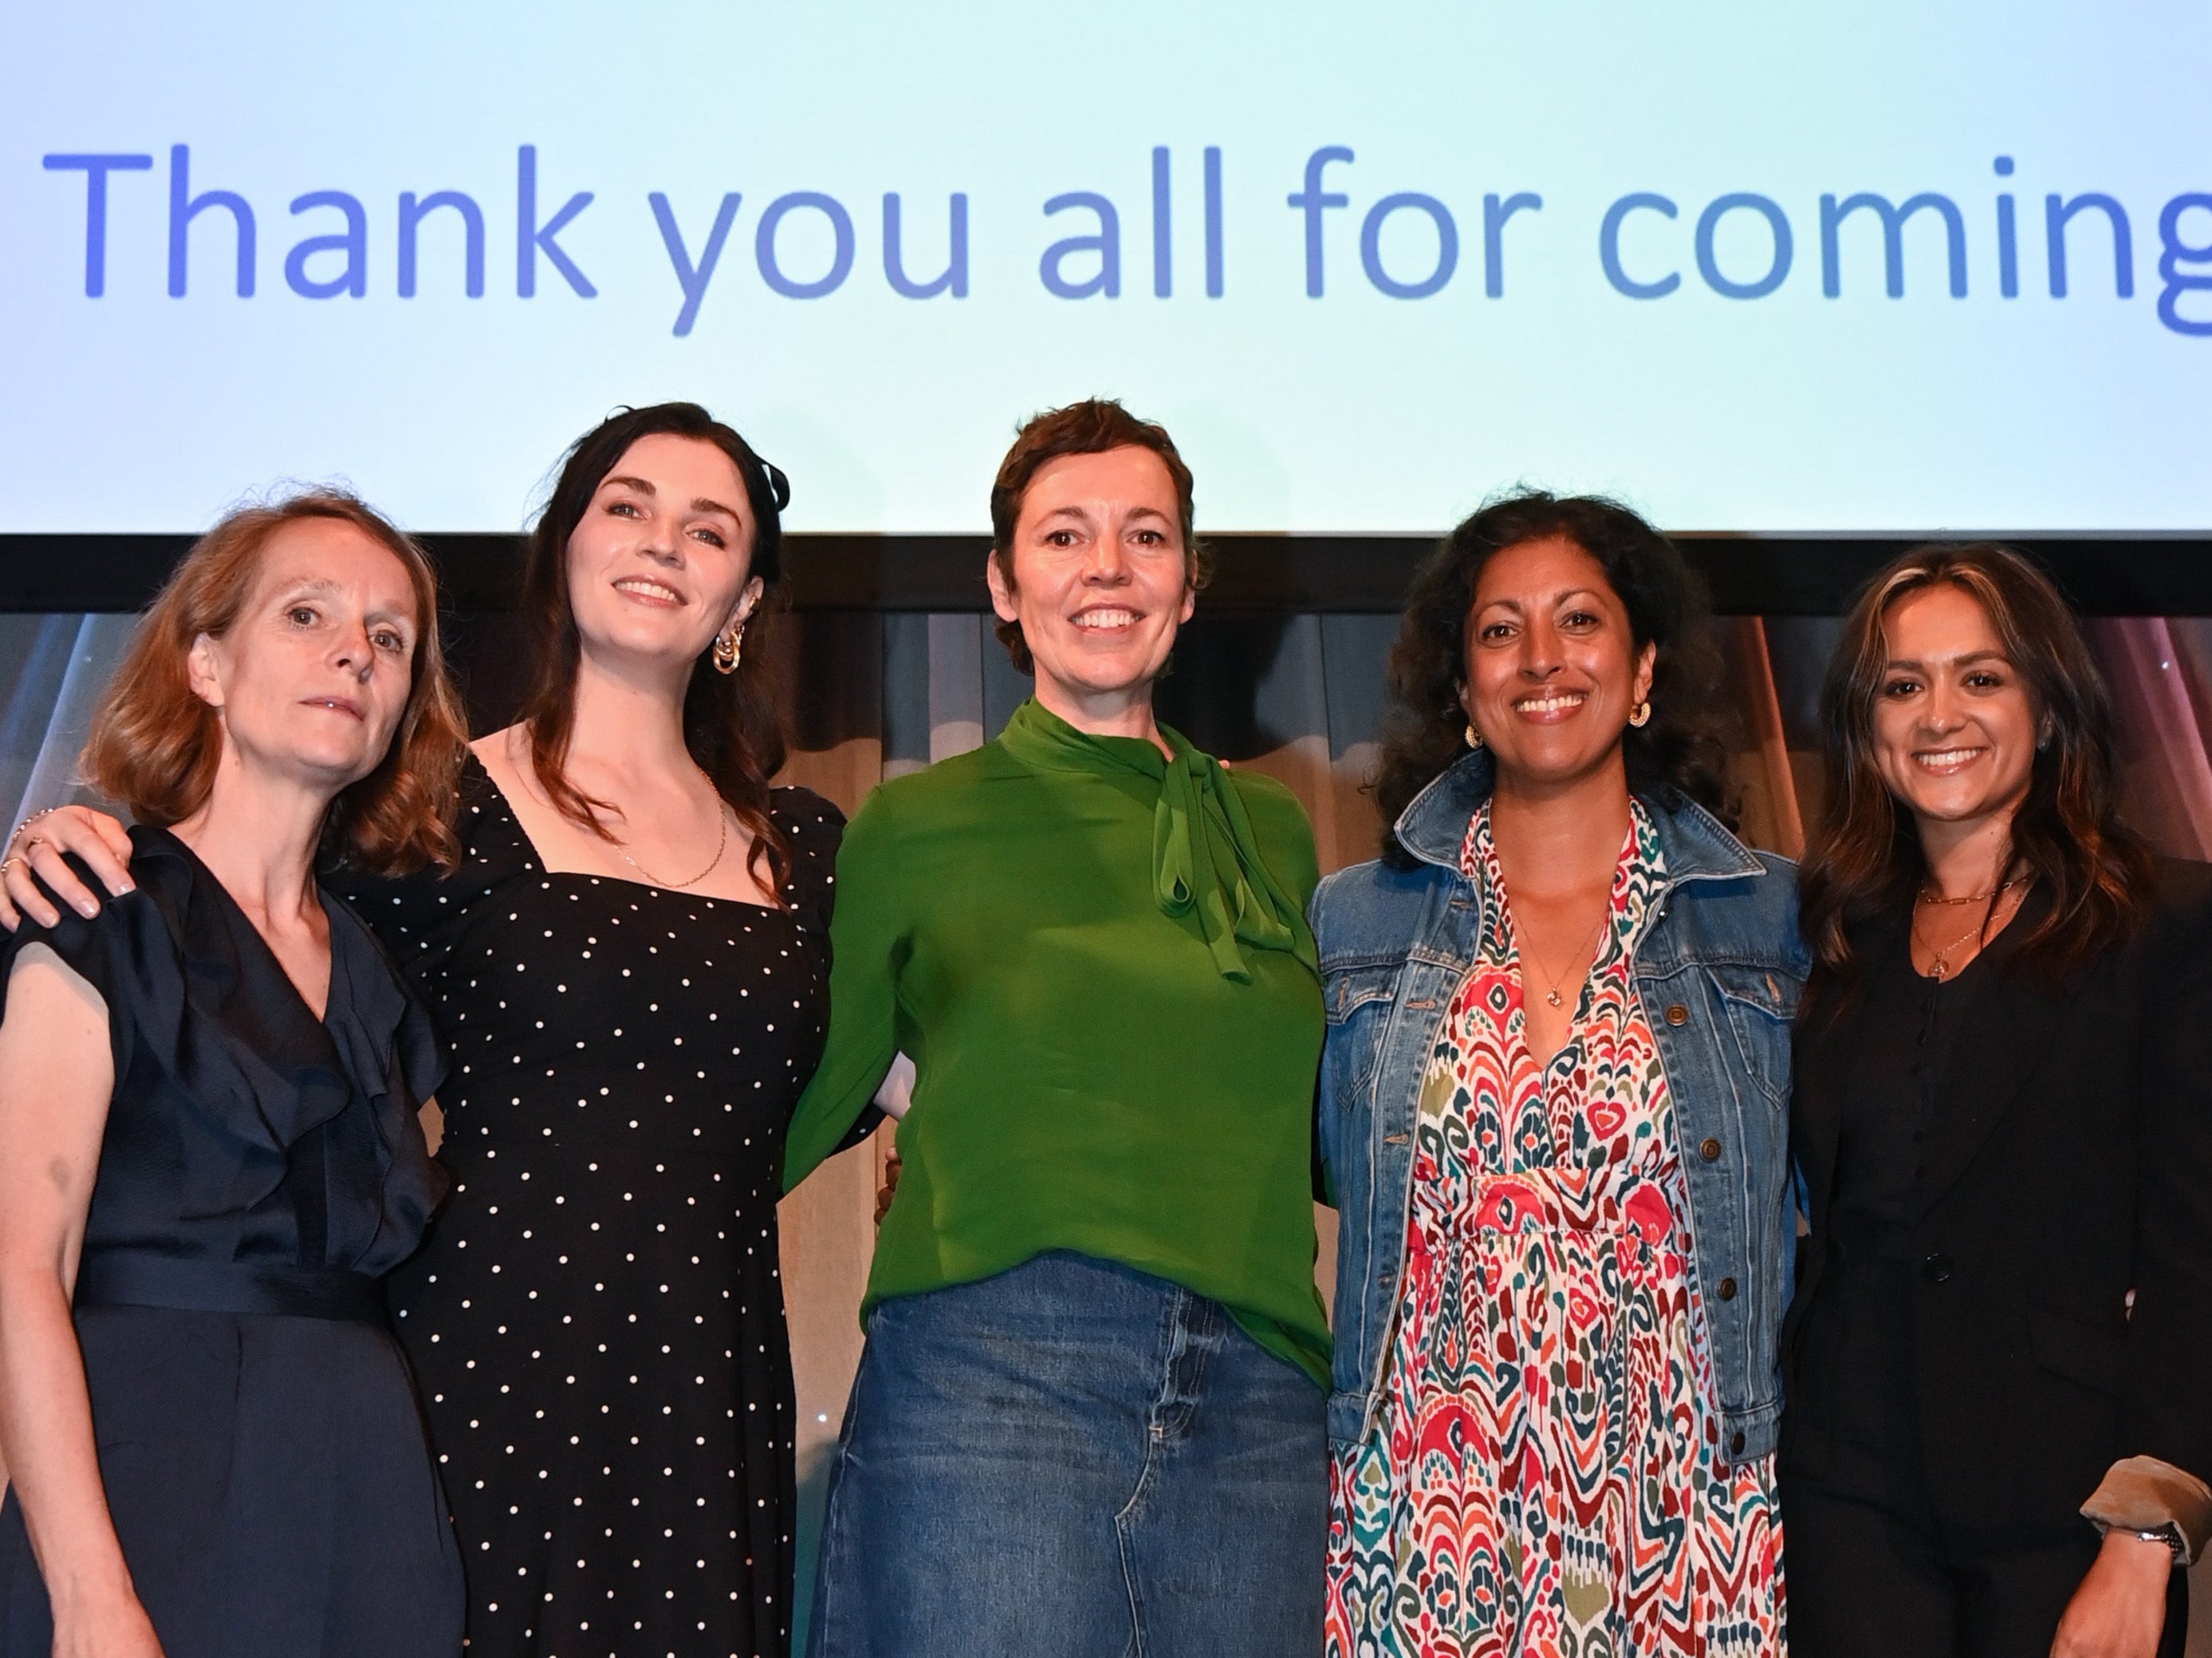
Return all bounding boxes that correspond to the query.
[3,825,447,1321]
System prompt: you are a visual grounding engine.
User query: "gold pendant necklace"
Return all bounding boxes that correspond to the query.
[1914,914,1988,982]
[1521,909,1611,1008]
[1912,881,2025,981]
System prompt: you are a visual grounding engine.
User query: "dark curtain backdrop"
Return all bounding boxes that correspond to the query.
[8,605,2212,1646]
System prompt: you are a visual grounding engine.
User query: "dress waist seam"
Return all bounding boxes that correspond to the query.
[74,1251,386,1324]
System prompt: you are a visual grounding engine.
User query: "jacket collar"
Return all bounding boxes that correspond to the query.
[1393,747,1766,889]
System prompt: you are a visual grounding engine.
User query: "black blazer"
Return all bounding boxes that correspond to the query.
[1784,859,2212,1528]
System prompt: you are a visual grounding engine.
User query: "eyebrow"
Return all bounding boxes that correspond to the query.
[1477,586,1605,611]
[1035,503,1172,524]
[601,475,742,522]
[1883,649,2009,670]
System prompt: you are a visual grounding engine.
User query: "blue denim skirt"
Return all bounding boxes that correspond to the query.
[806,1250,1327,1657]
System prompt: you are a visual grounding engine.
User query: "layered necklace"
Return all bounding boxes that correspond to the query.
[1911,870,2029,982]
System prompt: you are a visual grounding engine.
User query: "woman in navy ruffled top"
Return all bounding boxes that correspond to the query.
[0,492,470,1658]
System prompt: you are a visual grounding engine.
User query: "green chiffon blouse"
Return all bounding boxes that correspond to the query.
[782,699,1330,1384]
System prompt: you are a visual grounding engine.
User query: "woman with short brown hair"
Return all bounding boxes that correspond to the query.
[0,490,467,1656]
[786,399,1329,1658]
[1784,543,2212,1658]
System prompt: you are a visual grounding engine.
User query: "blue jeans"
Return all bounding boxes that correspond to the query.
[806,1251,1328,1658]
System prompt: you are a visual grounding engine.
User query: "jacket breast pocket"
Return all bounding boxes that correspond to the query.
[1321,963,1402,1110]
[1713,967,1797,1110]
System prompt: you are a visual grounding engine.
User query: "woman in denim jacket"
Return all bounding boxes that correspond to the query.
[1316,492,1807,1656]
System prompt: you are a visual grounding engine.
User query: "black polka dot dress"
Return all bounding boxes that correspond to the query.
[331,757,842,1658]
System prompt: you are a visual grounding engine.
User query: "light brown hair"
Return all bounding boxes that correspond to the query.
[84,490,466,874]
[1799,542,2150,994]
[987,399,1209,672]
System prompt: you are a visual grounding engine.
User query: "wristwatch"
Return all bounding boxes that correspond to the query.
[2131,1523,2185,1561]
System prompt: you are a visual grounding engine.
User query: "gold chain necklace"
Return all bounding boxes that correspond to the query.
[616,772,730,890]
[1919,875,2027,907]
[1911,882,2025,981]
[1521,909,1612,1009]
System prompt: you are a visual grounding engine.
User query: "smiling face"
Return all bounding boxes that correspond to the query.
[1461,534,1655,796]
[1870,581,2041,834]
[987,445,1196,722]
[187,517,421,794]
[564,431,762,681]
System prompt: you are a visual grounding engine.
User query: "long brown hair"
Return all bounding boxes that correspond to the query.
[85,490,466,874]
[1373,490,1730,868]
[1799,542,2149,990]
[515,403,793,892]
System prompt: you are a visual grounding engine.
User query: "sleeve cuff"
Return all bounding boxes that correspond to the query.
[2081,1455,2212,1566]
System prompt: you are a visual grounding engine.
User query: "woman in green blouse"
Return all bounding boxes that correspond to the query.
[785,400,1328,1657]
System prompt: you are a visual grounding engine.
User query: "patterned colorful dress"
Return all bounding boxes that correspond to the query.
[1324,801,1785,1657]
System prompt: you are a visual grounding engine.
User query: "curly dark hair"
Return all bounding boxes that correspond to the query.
[1798,542,2149,994]
[1373,490,1731,868]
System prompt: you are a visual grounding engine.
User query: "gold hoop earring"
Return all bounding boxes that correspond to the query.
[1465,723,1484,750]
[1629,700,1651,728]
[712,619,746,675]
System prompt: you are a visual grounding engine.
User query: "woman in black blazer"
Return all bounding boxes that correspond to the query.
[1782,543,2212,1658]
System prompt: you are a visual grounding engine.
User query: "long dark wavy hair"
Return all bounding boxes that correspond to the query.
[1798,542,2149,995]
[1374,490,1730,868]
[516,403,795,893]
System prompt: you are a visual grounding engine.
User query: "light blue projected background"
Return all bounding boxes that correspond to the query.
[2,2,2208,536]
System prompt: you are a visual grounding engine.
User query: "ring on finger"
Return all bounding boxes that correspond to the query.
[0,857,18,876]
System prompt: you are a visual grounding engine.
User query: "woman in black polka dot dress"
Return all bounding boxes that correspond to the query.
[340,404,854,1658]
[352,760,838,1658]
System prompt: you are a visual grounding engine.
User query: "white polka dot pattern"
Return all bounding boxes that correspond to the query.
[340,760,841,1658]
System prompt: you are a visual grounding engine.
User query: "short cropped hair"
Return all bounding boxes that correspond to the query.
[85,490,467,874]
[987,400,1209,672]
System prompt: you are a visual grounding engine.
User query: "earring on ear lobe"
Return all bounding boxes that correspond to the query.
[712,619,746,675]
[1629,700,1652,728]
[1465,723,1484,750]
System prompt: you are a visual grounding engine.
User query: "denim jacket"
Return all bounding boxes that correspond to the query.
[1313,750,1808,1464]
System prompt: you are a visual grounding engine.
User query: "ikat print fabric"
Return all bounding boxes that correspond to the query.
[1324,801,1785,1656]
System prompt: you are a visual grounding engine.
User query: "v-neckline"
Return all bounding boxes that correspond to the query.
[1472,803,1646,1081]
[156,826,343,1028]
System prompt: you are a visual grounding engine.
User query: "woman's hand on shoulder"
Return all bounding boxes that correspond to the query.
[2051,1529,2173,1658]
[0,805,134,930]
